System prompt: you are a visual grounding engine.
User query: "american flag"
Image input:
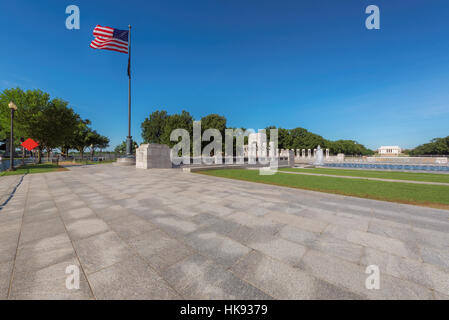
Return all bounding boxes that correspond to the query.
[90,25,129,54]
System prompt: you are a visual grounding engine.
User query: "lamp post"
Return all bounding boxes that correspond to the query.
[8,101,17,171]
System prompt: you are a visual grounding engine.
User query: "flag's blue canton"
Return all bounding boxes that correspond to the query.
[113,29,129,42]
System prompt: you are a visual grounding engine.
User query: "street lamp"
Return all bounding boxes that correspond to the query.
[8,101,17,171]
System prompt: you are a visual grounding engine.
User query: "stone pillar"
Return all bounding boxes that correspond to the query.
[288,149,295,167]
[136,144,172,169]
[248,141,257,164]
[269,141,275,159]
[296,149,300,159]
[302,149,306,158]
[308,149,311,158]
[337,153,345,162]
[326,149,330,158]
[313,148,317,158]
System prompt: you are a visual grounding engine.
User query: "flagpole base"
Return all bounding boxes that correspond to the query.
[114,155,136,166]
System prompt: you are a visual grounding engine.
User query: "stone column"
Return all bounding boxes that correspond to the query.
[288,149,295,167]
[302,149,306,158]
[308,149,311,158]
[269,142,275,159]
[326,149,330,158]
[248,142,257,164]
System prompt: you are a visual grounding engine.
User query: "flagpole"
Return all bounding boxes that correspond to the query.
[126,24,133,157]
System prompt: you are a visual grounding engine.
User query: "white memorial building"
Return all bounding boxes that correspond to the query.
[377,146,402,156]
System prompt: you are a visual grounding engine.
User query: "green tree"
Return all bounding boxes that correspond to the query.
[0,88,50,155]
[31,99,79,161]
[329,140,373,156]
[201,114,227,153]
[70,118,93,160]
[141,110,169,144]
[410,136,449,155]
[115,140,138,154]
[87,131,110,159]
[161,110,193,147]
[201,114,227,135]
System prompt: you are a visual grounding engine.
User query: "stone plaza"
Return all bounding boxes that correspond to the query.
[0,164,448,299]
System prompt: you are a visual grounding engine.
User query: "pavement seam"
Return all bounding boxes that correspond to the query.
[47,174,97,300]
[7,175,29,299]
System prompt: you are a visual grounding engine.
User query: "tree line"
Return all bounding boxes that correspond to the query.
[408,136,449,156]
[0,88,109,163]
[141,110,374,156]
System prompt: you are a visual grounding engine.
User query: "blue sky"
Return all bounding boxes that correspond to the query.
[1,0,449,150]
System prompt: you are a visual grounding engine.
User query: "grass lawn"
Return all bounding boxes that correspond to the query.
[0,164,68,176]
[197,169,449,209]
[279,167,449,184]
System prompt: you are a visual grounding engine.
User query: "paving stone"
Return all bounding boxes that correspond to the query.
[18,232,71,251]
[55,199,86,211]
[66,218,109,241]
[11,257,84,291]
[151,215,199,237]
[249,237,307,266]
[19,218,66,245]
[346,230,415,259]
[279,225,319,246]
[23,208,59,224]
[424,263,449,296]
[9,277,93,300]
[88,255,180,299]
[144,243,195,274]
[184,231,251,268]
[14,238,75,275]
[310,234,364,264]
[231,251,364,299]
[421,246,449,271]
[94,205,133,222]
[414,227,449,251]
[434,291,449,300]
[26,200,55,212]
[298,249,433,299]
[298,208,369,231]
[265,211,328,233]
[73,231,134,274]
[126,229,194,272]
[385,255,434,289]
[360,247,390,273]
[196,203,234,217]
[60,207,96,223]
[107,215,156,239]
[163,253,271,299]
[0,261,13,299]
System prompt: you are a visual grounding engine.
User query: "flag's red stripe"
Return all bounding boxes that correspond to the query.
[91,39,128,50]
[93,30,114,38]
[94,25,114,32]
[90,41,128,50]
[90,44,128,54]
[94,36,128,46]
[90,42,128,54]
[90,45,128,54]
